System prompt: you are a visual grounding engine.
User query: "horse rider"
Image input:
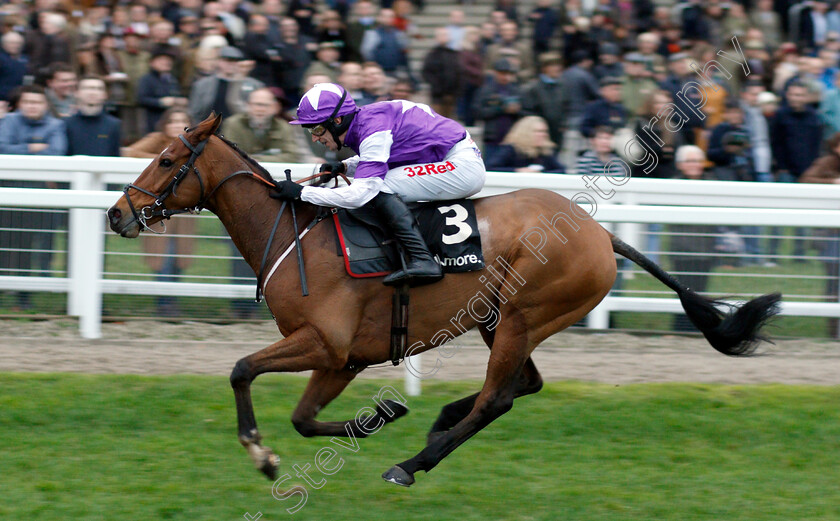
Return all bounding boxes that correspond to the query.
[270,82,487,286]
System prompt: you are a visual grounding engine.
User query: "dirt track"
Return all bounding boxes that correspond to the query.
[1,319,839,385]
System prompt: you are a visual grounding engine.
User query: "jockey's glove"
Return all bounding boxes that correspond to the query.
[318,161,346,183]
[270,180,303,200]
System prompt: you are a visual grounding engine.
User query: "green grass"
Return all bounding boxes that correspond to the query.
[2,373,839,520]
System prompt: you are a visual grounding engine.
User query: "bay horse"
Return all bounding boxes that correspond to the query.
[106,114,780,487]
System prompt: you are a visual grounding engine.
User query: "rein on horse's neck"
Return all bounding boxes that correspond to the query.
[204,137,317,277]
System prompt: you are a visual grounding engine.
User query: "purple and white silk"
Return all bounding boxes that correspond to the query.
[300,100,485,209]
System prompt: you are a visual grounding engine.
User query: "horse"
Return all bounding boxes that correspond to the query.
[106,114,781,487]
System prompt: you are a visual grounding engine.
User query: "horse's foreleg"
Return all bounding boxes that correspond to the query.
[383,315,531,487]
[426,357,542,445]
[230,324,337,480]
[290,369,409,438]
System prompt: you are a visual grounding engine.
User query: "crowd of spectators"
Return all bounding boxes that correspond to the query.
[4,0,840,324]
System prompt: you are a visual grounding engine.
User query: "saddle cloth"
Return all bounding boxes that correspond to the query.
[332,199,484,278]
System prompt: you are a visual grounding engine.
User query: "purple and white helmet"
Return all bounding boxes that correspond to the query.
[289,83,358,125]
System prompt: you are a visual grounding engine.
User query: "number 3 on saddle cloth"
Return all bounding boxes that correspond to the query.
[332,199,485,278]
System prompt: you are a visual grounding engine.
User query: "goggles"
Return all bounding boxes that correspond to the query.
[306,124,328,137]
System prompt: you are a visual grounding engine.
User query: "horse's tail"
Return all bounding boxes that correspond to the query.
[610,234,781,356]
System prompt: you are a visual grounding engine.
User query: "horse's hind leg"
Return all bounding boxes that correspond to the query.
[291,369,409,438]
[427,357,543,444]
[383,313,531,486]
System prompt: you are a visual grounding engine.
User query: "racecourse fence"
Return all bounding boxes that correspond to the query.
[2,155,840,342]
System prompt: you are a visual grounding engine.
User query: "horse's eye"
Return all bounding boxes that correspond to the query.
[160,158,173,168]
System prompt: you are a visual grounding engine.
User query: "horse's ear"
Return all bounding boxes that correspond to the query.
[191,112,224,141]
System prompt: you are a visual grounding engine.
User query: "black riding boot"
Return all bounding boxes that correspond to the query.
[369,192,443,286]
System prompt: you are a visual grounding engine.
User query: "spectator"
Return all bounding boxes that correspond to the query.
[260,0,286,45]
[136,47,187,133]
[446,10,467,51]
[188,46,263,123]
[457,26,484,126]
[65,76,121,157]
[636,32,665,71]
[800,131,840,337]
[800,0,831,50]
[632,89,684,264]
[117,27,151,143]
[345,0,377,64]
[421,27,461,119]
[708,99,755,182]
[485,116,564,173]
[772,81,823,183]
[580,76,627,139]
[242,14,277,87]
[122,107,196,317]
[277,17,315,106]
[562,16,598,67]
[749,0,782,48]
[93,33,129,114]
[0,32,27,102]
[387,77,416,100]
[360,8,409,77]
[473,58,523,161]
[315,9,349,61]
[220,88,300,163]
[359,62,389,105]
[0,85,67,310]
[575,125,625,177]
[741,79,773,183]
[821,69,840,135]
[301,41,342,84]
[528,0,557,60]
[593,42,623,81]
[122,107,191,158]
[772,81,822,263]
[669,145,717,332]
[522,52,565,151]
[24,11,71,78]
[287,0,317,37]
[0,84,66,155]
[620,52,658,119]
[559,49,599,168]
[45,63,77,119]
[485,20,534,81]
[221,87,301,319]
[339,61,366,104]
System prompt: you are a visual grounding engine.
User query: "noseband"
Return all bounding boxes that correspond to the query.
[122,134,269,233]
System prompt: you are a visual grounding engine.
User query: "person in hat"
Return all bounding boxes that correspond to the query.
[522,51,565,151]
[593,42,624,81]
[421,27,462,119]
[559,49,600,168]
[301,41,341,84]
[136,46,186,132]
[474,57,525,160]
[187,45,264,122]
[620,52,658,118]
[117,26,151,142]
[580,76,627,139]
[270,82,486,286]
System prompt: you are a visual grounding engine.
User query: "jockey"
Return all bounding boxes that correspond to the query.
[271,82,486,286]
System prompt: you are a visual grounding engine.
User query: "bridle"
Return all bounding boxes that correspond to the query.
[122,133,275,233]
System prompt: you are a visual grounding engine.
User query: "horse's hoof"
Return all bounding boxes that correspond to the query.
[377,399,409,422]
[259,452,279,481]
[382,465,414,487]
[426,430,445,446]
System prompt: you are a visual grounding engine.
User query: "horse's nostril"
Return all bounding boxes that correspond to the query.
[108,208,122,222]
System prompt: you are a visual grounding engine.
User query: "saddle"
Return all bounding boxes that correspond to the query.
[332,199,485,278]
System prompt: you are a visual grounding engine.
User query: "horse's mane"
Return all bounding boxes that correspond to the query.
[213,133,277,185]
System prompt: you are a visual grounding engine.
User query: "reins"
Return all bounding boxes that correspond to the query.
[122,134,276,234]
[122,131,314,300]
